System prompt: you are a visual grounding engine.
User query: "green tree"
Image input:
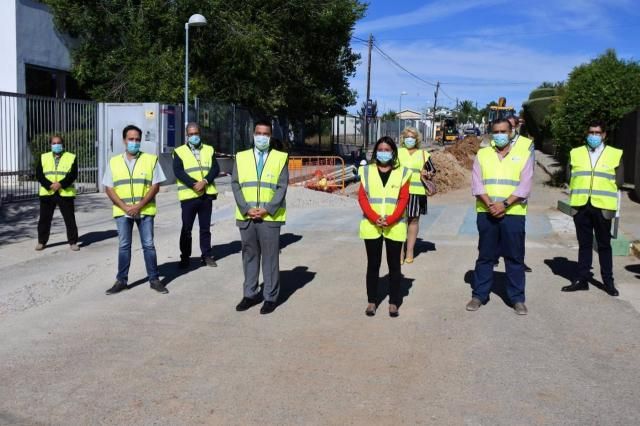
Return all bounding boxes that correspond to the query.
[457,100,477,124]
[43,0,366,119]
[550,49,640,162]
[380,110,397,121]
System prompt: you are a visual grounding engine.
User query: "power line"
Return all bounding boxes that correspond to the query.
[372,43,438,87]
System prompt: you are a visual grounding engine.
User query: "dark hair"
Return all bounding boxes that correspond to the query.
[50,134,64,144]
[122,124,142,139]
[254,120,272,132]
[491,118,512,131]
[587,120,606,133]
[371,136,399,168]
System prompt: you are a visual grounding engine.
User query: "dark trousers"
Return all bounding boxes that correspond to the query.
[473,213,526,304]
[179,196,213,259]
[38,194,78,245]
[364,237,403,305]
[573,203,613,284]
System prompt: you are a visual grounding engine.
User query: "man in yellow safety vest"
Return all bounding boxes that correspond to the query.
[562,121,624,296]
[467,118,534,315]
[35,134,79,251]
[102,125,167,295]
[232,120,288,315]
[173,122,220,269]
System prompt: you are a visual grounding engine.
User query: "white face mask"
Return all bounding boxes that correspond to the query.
[254,135,270,151]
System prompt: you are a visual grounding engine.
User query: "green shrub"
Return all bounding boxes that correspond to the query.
[551,49,640,164]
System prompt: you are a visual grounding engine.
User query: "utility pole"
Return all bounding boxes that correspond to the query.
[364,33,373,151]
[432,81,440,141]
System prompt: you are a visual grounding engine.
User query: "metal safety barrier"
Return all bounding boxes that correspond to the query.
[288,156,347,193]
[0,91,98,204]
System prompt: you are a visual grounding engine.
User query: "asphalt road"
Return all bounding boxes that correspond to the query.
[0,167,639,425]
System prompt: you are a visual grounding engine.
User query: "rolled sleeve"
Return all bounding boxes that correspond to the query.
[152,162,166,185]
[102,167,114,188]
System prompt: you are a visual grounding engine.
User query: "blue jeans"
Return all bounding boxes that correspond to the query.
[472,213,526,304]
[115,215,159,284]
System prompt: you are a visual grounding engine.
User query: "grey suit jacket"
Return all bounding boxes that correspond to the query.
[231,149,289,228]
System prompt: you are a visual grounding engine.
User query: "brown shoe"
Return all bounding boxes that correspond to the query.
[69,244,80,251]
[35,243,45,251]
[514,302,528,315]
[466,298,482,311]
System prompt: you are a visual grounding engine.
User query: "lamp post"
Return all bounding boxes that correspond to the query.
[184,13,207,134]
[398,91,407,141]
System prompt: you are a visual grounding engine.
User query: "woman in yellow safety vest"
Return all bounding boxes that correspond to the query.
[358,136,411,317]
[397,127,436,264]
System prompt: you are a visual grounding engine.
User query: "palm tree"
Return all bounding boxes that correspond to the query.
[457,100,477,125]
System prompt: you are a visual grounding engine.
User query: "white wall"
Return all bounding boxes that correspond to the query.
[16,0,72,93]
[0,0,18,92]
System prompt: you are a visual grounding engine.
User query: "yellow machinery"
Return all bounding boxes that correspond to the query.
[488,97,516,123]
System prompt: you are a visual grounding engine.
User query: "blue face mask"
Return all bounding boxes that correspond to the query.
[403,137,416,148]
[586,134,602,149]
[492,133,510,148]
[51,144,63,154]
[254,135,270,151]
[188,135,201,146]
[127,140,141,154]
[376,151,393,164]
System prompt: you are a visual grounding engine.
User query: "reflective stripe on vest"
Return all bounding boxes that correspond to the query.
[398,147,430,195]
[569,145,621,211]
[39,152,76,197]
[173,144,218,201]
[359,164,411,242]
[475,145,531,216]
[110,153,158,217]
[234,149,288,222]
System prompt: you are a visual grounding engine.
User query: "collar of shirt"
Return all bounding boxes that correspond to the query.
[588,143,605,167]
[492,143,513,160]
[254,148,269,163]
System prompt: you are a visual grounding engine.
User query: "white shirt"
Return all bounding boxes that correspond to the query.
[588,143,605,168]
[254,147,269,166]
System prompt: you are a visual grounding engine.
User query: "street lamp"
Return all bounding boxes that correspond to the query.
[184,13,207,134]
[398,91,408,141]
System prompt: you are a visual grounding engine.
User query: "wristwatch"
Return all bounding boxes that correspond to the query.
[502,200,510,208]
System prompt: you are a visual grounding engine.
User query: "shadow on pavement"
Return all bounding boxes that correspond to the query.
[543,256,615,293]
[127,259,203,289]
[277,265,316,306]
[463,269,512,307]
[413,238,436,258]
[625,264,640,279]
[375,275,415,307]
[79,230,118,247]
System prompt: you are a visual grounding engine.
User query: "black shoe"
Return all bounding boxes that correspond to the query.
[201,256,217,267]
[524,264,532,273]
[389,304,399,318]
[106,280,127,295]
[562,280,589,292]
[236,296,263,311]
[150,279,168,294]
[178,257,190,269]
[260,301,277,315]
[365,304,376,317]
[604,283,619,297]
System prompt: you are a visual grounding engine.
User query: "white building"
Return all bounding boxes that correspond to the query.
[0,0,76,97]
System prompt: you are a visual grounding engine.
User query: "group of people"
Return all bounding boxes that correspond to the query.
[35,116,624,317]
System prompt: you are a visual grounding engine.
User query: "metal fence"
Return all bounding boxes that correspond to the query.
[0,92,98,204]
[288,156,347,193]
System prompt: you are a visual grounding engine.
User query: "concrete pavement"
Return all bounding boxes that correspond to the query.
[0,165,639,425]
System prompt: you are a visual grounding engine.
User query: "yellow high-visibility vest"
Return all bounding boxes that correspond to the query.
[398,147,431,196]
[173,144,218,201]
[569,145,622,211]
[109,153,158,217]
[511,135,534,157]
[475,145,531,216]
[234,149,288,222]
[39,152,76,197]
[359,164,411,242]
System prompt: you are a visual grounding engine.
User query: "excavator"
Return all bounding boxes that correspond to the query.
[488,97,516,123]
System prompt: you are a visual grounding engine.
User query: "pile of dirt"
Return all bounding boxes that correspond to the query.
[430,151,471,193]
[445,136,482,170]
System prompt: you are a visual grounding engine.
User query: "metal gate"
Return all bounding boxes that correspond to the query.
[0,92,98,203]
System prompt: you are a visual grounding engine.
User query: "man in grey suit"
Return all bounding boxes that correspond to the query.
[232,120,289,315]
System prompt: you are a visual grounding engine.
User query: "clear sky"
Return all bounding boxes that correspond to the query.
[348,0,640,116]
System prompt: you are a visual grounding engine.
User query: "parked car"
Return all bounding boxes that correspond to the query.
[464,127,481,136]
